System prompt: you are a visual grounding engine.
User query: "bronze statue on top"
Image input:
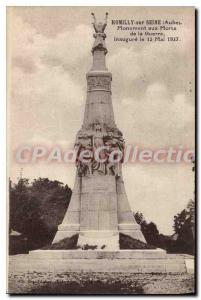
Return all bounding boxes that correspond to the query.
[91,12,108,54]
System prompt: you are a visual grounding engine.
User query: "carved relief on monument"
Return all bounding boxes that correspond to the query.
[87,76,111,91]
[75,130,93,177]
[75,122,125,177]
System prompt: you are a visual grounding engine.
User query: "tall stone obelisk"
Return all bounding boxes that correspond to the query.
[53,13,145,249]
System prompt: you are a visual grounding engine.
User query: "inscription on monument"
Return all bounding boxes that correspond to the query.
[88,76,111,91]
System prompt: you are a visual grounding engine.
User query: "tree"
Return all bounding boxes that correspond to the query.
[172,199,195,254]
[187,199,195,238]
[134,212,160,246]
[173,209,188,234]
[172,158,195,254]
[9,177,72,252]
[134,211,145,225]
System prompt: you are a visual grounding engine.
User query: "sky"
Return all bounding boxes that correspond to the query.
[7,7,195,234]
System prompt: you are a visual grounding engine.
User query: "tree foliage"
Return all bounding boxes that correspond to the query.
[134,159,195,255]
[172,157,195,254]
[134,212,160,246]
[134,199,195,255]
[9,177,72,252]
[172,199,195,254]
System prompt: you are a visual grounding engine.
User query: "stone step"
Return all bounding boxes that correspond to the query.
[26,258,186,265]
[9,258,187,273]
[29,249,167,259]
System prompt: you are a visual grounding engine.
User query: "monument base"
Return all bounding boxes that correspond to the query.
[118,223,146,243]
[52,224,79,244]
[29,249,187,273]
[77,230,119,250]
[53,224,146,249]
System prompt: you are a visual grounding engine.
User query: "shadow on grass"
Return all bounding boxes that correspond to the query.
[29,280,144,294]
[42,234,79,250]
[119,233,156,249]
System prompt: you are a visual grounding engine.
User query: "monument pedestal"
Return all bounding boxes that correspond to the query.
[53,172,146,248]
[29,249,187,273]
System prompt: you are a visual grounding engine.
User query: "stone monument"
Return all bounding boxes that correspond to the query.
[30,13,187,275]
[53,13,146,249]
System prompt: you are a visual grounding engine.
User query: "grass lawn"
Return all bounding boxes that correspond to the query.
[8,271,194,295]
